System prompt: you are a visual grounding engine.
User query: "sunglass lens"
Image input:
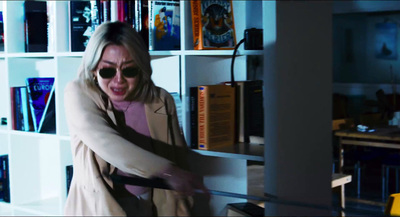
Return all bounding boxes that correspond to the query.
[122,67,140,78]
[99,68,117,78]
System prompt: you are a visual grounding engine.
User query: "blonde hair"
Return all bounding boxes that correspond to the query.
[77,21,158,103]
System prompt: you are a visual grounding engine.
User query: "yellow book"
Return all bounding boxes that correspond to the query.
[198,85,235,150]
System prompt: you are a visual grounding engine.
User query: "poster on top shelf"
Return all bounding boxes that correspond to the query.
[70,0,92,52]
[25,77,55,133]
[149,0,180,50]
[191,0,236,50]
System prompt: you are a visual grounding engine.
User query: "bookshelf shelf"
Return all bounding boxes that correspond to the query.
[193,143,264,162]
[0,0,265,216]
[183,50,263,56]
[8,130,58,139]
[6,53,55,58]
[6,197,61,216]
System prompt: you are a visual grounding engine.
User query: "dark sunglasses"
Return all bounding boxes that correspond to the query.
[98,67,140,79]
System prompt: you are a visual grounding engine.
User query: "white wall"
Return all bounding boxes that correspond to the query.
[263,1,332,216]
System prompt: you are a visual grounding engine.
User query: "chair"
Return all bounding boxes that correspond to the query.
[382,152,400,202]
[336,114,386,198]
[385,193,400,216]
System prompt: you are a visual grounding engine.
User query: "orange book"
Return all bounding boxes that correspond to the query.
[190,0,236,50]
[198,85,236,150]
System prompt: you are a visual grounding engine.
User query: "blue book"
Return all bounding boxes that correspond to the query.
[149,0,180,50]
[26,77,55,133]
[37,84,55,133]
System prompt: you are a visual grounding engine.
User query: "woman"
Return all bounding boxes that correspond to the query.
[64,21,208,216]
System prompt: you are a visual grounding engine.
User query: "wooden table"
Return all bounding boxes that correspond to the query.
[334,127,400,209]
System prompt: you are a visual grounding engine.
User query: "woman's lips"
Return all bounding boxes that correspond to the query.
[111,87,126,95]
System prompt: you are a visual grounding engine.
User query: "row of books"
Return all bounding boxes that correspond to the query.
[22,0,236,53]
[0,155,10,203]
[190,80,264,150]
[10,78,56,134]
[70,0,180,51]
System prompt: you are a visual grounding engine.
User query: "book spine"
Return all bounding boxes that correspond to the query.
[47,1,56,53]
[198,86,208,150]
[127,0,135,28]
[24,1,48,52]
[190,87,198,149]
[15,87,23,131]
[110,0,118,21]
[191,0,201,50]
[102,0,111,22]
[26,85,38,132]
[69,1,92,52]
[117,0,124,22]
[0,11,4,52]
[244,80,264,138]
[134,0,141,32]
[20,87,30,132]
[148,0,154,51]
[1,155,10,202]
[141,0,149,48]
[10,87,16,130]
[90,1,100,32]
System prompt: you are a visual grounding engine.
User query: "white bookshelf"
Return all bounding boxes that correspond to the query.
[0,0,265,215]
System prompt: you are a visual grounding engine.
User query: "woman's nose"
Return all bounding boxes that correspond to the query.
[114,69,125,83]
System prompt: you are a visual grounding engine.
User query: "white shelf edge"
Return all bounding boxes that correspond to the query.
[6,52,56,58]
[193,143,264,162]
[8,130,58,139]
[9,197,62,216]
[56,52,84,57]
[0,50,263,58]
[183,49,263,56]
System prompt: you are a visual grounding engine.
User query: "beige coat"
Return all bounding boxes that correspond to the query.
[64,80,192,216]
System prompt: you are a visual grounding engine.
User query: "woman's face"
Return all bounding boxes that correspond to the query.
[94,45,139,102]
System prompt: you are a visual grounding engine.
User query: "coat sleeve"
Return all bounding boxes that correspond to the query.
[64,81,171,178]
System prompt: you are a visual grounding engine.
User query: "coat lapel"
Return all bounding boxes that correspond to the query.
[145,98,168,144]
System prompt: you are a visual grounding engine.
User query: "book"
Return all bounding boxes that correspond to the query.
[25,77,55,133]
[0,11,4,52]
[189,87,198,149]
[149,0,180,51]
[91,1,100,32]
[66,165,73,196]
[24,1,48,52]
[10,87,16,130]
[226,202,264,217]
[191,0,236,50]
[10,87,30,131]
[198,85,235,150]
[100,0,111,23]
[135,0,142,32]
[243,80,264,142]
[140,0,149,48]
[47,1,56,53]
[20,86,34,132]
[0,155,10,203]
[37,84,56,133]
[70,0,92,52]
[13,87,23,130]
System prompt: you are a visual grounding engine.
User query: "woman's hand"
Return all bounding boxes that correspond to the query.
[160,165,210,198]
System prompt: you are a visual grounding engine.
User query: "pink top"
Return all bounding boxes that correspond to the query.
[112,100,151,196]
